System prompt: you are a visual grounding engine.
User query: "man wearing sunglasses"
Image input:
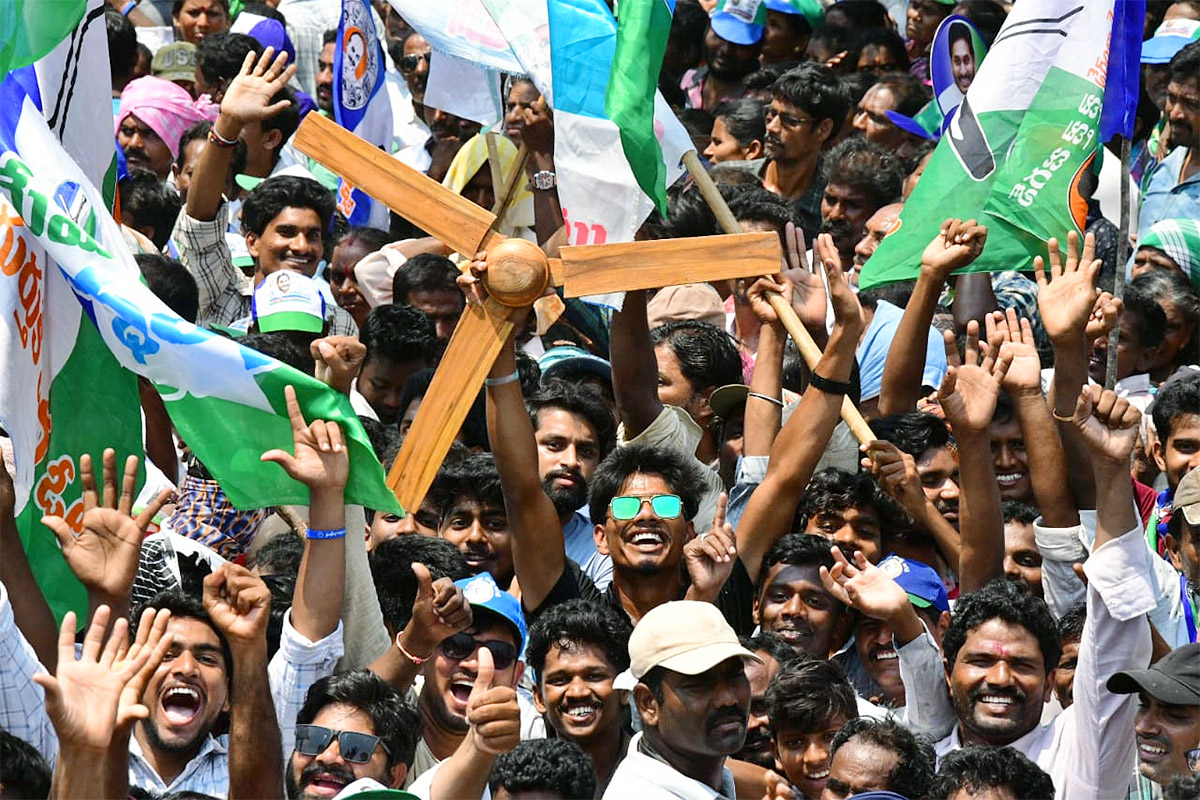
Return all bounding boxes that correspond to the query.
[287,670,420,798]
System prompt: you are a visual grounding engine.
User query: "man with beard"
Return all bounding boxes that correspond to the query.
[818,139,905,271]
[117,75,214,179]
[526,600,634,794]
[603,601,760,797]
[761,63,848,242]
[429,456,518,590]
[681,11,764,111]
[314,30,335,114]
[286,670,420,798]
[1138,41,1200,239]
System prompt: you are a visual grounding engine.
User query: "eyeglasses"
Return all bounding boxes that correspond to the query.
[764,107,814,129]
[294,725,390,764]
[440,633,518,670]
[608,494,683,521]
[399,52,431,73]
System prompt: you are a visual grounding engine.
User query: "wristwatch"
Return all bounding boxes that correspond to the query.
[531,170,557,190]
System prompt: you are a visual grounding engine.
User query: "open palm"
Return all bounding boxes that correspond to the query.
[1035,232,1101,344]
[939,323,1011,435]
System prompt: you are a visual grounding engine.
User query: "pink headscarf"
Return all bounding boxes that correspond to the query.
[115,76,217,159]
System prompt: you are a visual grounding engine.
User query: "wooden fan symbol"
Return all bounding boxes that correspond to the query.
[294,113,782,513]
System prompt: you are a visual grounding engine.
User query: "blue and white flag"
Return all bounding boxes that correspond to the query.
[333,0,393,229]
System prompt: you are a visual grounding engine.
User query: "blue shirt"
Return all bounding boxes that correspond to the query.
[857,299,948,402]
[1138,146,1200,240]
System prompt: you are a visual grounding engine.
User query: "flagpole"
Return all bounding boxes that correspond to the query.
[681,150,875,445]
[1103,136,1132,391]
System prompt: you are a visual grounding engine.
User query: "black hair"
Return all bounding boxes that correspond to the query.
[1001,499,1038,526]
[526,378,618,461]
[135,253,199,323]
[241,176,335,237]
[943,578,1060,672]
[857,280,916,312]
[252,532,304,577]
[369,535,469,633]
[107,9,139,87]
[796,467,906,546]
[242,1,287,23]
[136,589,234,678]
[336,225,397,259]
[928,744,1055,800]
[322,28,338,47]
[829,716,936,799]
[196,32,262,85]
[947,19,973,54]
[1152,372,1200,444]
[726,184,796,233]
[871,411,954,458]
[526,598,633,682]
[173,0,230,13]
[1121,278,1168,351]
[758,533,838,597]
[398,366,434,425]
[587,442,708,524]
[1133,269,1200,365]
[516,349,542,396]
[744,64,785,97]
[360,304,438,368]
[712,98,767,150]
[487,739,597,799]
[295,670,420,772]
[0,728,51,799]
[428,453,506,525]
[392,253,462,304]
[648,320,743,394]
[771,62,850,138]
[260,85,301,148]
[679,108,716,146]
[396,369,489,450]
[119,170,182,251]
[824,137,905,208]
[1056,600,1086,645]
[1164,772,1200,800]
[824,0,891,30]
[743,630,802,669]
[1168,38,1200,86]
[849,28,910,72]
[359,417,399,462]
[869,71,931,117]
[766,658,857,734]
[238,331,316,374]
[954,1,1007,47]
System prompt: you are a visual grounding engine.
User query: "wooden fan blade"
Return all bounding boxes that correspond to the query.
[292,113,501,256]
[547,257,565,287]
[386,298,520,512]
[558,232,782,297]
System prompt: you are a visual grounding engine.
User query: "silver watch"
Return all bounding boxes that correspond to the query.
[531,169,557,190]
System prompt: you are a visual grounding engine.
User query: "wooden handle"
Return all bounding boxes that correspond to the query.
[682,150,874,445]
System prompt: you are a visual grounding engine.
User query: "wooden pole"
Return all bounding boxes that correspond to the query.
[485,131,505,203]
[681,150,875,444]
[1104,136,1131,390]
[490,143,529,231]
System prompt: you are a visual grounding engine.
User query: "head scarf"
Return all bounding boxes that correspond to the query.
[442,133,534,236]
[1139,218,1200,290]
[116,76,217,159]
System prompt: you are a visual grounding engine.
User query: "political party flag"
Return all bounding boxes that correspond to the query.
[1,71,401,619]
[0,0,89,76]
[1,0,142,621]
[333,0,393,229]
[860,0,1144,290]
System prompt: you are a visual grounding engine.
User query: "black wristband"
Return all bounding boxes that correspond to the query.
[809,371,852,395]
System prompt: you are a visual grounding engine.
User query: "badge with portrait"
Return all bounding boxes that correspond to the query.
[931,15,988,118]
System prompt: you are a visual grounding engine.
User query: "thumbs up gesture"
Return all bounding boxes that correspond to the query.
[398,562,473,660]
[466,648,521,756]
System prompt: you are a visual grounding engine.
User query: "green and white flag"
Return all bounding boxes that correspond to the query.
[0,0,89,76]
[861,0,1124,289]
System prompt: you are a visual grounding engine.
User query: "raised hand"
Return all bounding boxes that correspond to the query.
[311,336,367,395]
[779,222,827,334]
[1071,385,1141,465]
[519,96,553,157]
[684,493,738,602]
[815,232,864,338]
[203,563,271,648]
[1034,231,1102,346]
[115,607,175,732]
[919,218,988,284]
[938,322,1012,436]
[399,563,473,659]
[985,309,1041,395]
[43,449,172,607]
[219,47,296,127]
[33,606,169,752]
[261,385,349,492]
[1084,291,1123,341]
[745,274,792,327]
[465,648,521,756]
[762,769,800,800]
[862,440,929,521]
[819,547,911,622]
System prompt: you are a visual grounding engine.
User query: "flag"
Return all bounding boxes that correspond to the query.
[0,0,89,76]
[860,0,1145,290]
[1,68,401,621]
[333,0,393,229]
[1,1,142,621]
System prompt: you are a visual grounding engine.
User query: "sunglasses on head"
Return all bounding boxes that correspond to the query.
[399,52,430,72]
[608,494,683,521]
[294,724,389,764]
[440,632,518,670]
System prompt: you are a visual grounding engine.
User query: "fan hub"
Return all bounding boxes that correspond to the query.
[484,238,550,307]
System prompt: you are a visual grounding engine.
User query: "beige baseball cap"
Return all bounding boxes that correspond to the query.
[646,283,727,331]
[629,601,761,680]
[1175,468,1200,526]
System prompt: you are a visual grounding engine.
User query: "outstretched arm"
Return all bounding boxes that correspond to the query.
[879,220,986,415]
[609,289,664,438]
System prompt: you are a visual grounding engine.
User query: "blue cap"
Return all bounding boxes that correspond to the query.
[847,793,910,800]
[538,345,612,382]
[878,554,950,614]
[454,572,528,652]
[1141,19,1200,65]
[711,0,767,46]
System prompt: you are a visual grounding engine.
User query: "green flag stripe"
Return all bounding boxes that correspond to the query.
[0,0,89,76]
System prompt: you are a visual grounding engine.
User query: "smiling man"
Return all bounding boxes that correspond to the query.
[873,412,961,530]
[604,601,760,798]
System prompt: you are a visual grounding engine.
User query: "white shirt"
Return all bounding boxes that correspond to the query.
[934,528,1155,799]
[603,732,737,800]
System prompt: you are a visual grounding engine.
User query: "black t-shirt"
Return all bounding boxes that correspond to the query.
[524,558,757,636]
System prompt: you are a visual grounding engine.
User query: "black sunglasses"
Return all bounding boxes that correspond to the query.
[399,52,430,72]
[294,724,389,764]
[440,633,518,670]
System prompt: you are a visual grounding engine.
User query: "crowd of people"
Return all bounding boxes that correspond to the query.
[2,0,1200,798]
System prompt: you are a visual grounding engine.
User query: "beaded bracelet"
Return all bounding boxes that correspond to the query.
[305,526,346,540]
[207,127,237,149]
